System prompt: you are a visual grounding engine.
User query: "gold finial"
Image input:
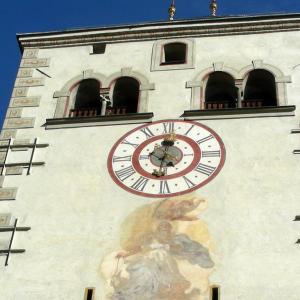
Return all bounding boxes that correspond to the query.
[168,0,176,21]
[210,0,217,17]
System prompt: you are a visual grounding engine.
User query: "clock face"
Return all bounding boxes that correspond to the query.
[107,120,225,198]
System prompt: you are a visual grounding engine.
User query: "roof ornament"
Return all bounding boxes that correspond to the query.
[168,0,176,21]
[210,0,217,16]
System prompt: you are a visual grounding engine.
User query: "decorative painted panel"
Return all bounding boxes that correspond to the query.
[10,97,40,107]
[3,118,35,129]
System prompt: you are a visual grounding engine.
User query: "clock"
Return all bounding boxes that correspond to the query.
[107,120,225,198]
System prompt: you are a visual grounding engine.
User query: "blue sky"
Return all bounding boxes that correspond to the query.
[1,0,300,128]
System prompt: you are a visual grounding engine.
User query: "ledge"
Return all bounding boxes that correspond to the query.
[45,113,154,129]
[291,129,300,134]
[181,106,296,120]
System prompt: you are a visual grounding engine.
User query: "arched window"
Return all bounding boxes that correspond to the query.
[161,43,187,65]
[205,72,237,109]
[69,79,101,117]
[243,69,277,107]
[110,77,139,114]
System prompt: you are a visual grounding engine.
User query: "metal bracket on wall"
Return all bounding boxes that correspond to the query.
[0,138,49,175]
[0,218,31,266]
[291,129,300,155]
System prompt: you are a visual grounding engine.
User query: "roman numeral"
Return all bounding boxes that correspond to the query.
[140,127,155,139]
[122,139,139,148]
[131,176,149,191]
[159,180,171,194]
[194,163,216,176]
[139,155,149,160]
[115,166,136,181]
[113,155,132,162]
[162,122,175,134]
[184,125,194,136]
[183,176,196,188]
[201,150,220,157]
[196,135,213,144]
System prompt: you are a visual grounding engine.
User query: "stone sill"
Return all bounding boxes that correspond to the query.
[45,113,154,129]
[181,106,296,120]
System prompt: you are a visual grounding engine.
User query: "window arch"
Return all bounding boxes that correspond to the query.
[161,42,187,65]
[205,71,237,109]
[243,69,277,107]
[68,79,101,117]
[109,77,140,114]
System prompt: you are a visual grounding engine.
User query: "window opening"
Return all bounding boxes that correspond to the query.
[92,43,106,54]
[161,43,187,65]
[205,71,237,109]
[84,288,95,300]
[211,286,220,300]
[244,69,277,107]
[69,79,101,117]
[111,77,139,114]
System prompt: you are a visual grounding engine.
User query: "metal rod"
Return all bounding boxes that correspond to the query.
[27,138,37,175]
[1,138,11,176]
[0,249,25,254]
[0,227,31,232]
[5,219,18,266]
[7,143,49,149]
[0,162,45,167]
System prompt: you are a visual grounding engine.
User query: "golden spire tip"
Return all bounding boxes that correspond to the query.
[168,0,176,21]
[210,0,217,17]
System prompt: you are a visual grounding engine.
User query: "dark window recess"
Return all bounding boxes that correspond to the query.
[112,77,139,114]
[205,71,237,109]
[92,43,106,54]
[87,289,93,300]
[212,286,219,300]
[161,43,187,65]
[84,288,94,300]
[70,79,101,117]
[294,216,300,221]
[244,69,277,107]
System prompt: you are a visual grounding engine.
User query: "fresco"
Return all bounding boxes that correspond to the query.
[101,193,215,300]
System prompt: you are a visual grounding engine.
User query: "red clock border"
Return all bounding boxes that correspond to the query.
[107,120,226,198]
[132,134,201,180]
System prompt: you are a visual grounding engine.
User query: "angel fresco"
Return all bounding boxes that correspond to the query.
[100,194,215,300]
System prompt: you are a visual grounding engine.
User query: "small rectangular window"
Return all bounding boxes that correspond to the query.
[84,288,95,300]
[211,286,220,300]
[161,42,187,65]
[92,44,106,54]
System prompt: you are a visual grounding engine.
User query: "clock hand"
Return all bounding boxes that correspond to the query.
[152,145,169,177]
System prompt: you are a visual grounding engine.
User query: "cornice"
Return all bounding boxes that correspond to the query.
[17,14,300,50]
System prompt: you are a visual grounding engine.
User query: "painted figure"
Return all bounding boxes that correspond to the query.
[101,194,215,300]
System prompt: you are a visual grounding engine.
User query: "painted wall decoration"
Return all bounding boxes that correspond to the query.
[108,120,225,198]
[101,193,215,300]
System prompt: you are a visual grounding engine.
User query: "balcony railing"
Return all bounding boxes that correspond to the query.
[68,106,127,118]
[105,106,127,115]
[242,99,263,108]
[205,101,234,110]
[69,108,98,117]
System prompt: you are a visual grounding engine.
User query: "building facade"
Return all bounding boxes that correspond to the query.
[0,13,300,300]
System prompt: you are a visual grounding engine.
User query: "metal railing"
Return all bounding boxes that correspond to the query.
[69,106,127,117]
[242,99,263,108]
[205,101,234,110]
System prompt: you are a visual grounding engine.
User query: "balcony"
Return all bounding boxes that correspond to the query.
[205,101,233,110]
[68,106,127,118]
[241,99,263,108]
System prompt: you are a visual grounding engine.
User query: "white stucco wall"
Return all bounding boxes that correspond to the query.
[0,26,300,300]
